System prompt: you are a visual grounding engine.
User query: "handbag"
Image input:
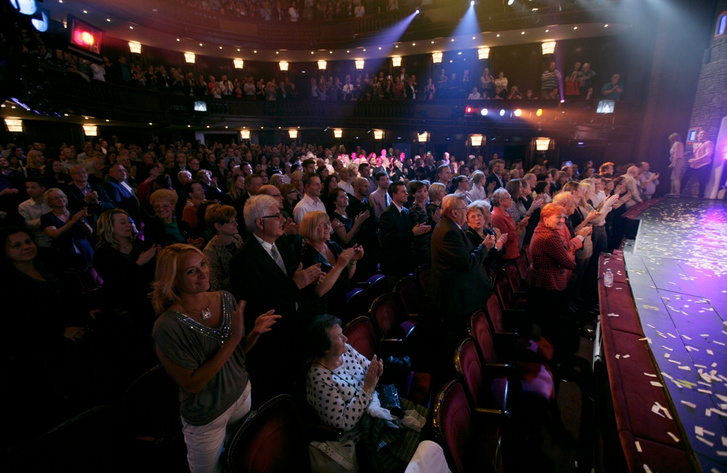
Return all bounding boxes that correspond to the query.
[309,440,358,473]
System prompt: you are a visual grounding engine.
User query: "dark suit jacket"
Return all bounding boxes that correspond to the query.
[379,203,415,277]
[103,178,140,222]
[64,182,114,225]
[429,216,490,318]
[485,173,505,193]
[229,235,303,379]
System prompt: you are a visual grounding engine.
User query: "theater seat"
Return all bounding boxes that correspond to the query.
[433,380,502,473]
[483,295,554,363]
[225,395,309,473]
[454,337,510,415]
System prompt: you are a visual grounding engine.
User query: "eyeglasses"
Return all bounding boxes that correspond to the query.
[260,213,283,220]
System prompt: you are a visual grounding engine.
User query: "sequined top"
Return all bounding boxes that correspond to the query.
[152,291,249,425]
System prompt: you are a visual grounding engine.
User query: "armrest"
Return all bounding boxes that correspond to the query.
[481,362,517,377]
[474,407,511,423]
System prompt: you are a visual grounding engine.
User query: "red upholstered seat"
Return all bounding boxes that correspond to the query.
[342,315,377,360]
[469,310,555,402]
[415,265,430,295]
[455,338,509,412]
[226,395,309,473]
[495,276,527,311]
[433,380,501,473]
[370,293,414,341]
[394,274,428,319]
[484,294,554,363]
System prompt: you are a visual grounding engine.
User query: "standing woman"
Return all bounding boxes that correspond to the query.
[202,205,243,292]
[151,244,280,473]
[668,133,685,195]
[491,188,528,261]
[329,188,369,248]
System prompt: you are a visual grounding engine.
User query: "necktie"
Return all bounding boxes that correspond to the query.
[270,244,287,275]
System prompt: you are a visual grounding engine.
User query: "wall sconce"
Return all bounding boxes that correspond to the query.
[184,52,196,64]
[82,124,98,137]
[240,129,250,140]
[535,137,551,151]
[470,134,483,147]
[333,129,343,139]
[541,41,556,55]
[355,59,365,70]
[417,132,429,143]
[233,58,244,69]
[288,129,298,139]
[477,47,490,60]
[4,118,23,133]
[317,60,327,70]
[373,129,384,140]
[391,56,402,68]
[128,41,142,54]
[432,51,443,64]
[279,61,289,71]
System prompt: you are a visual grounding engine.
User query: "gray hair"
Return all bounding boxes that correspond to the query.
[490,188,511,208]
[243,195,279,233]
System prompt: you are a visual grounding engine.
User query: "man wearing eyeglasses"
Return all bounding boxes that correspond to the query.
[230,195,324,404]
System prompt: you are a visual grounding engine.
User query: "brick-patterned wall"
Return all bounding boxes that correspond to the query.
[690,1,727,137]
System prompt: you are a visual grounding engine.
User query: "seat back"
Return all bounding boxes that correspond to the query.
[469,310,497,364]
[122,365,181,446]
[370,292,404,339]
[454,338,486,407]
[364,273,389,301]
[342,316,377,360]
[494,276,514,310]
[226,395,310,473]
[515,252,529,281]
[484,293,505,333]
[394,275,424,317]
[415,265,431,295]
[433,380,497,473]
[344,287,368,324]
[504,262,523,294]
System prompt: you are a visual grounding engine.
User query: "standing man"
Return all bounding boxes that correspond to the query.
[601,74,624,100]
[379,182,430,284]
[485,159,506,193]
[368,172,391,221]
[229,195,323,403]
[541,61,562,100]
[681,130,714,198]
[18,176,52,258]
[293,172,326,223]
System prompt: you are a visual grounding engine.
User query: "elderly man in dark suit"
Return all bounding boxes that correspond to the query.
[103,163,140,223]
[379,181,430,286]
[229,195,323,404]
[65,164,113,229]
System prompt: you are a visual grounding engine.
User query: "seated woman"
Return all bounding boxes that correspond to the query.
[40,188,94,272]
[151,244,279,473]
[94,209,158,315]
[203,204,243,291]
[299,211,363,323]
[329,188,369,248]
[144,189,204,249]
[306,314,384,442]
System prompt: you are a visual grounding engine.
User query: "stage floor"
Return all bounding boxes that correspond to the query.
[623,197,727,472]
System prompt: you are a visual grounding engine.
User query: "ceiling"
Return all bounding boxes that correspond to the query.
[39,0,631,63]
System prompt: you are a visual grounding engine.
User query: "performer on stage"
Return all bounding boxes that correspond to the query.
[681,130,714,197]
[668,133,685,195]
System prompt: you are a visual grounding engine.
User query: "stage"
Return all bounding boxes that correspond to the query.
[623,197,727,472]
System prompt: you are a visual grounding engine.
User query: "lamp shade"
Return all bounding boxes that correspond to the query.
[541,41,556,55]
[391,56,402,68]
[317,60,327,70]
[4,118,23,133]
[82,124,98,137]
[470,134,483,147]
[184,52,196,63]
[417,132,429,142]
[333,129,343,139]
[535,137,551,151]
[233,58,244,69]
[288,129,298,139]
[373,129,384,140]
[355,59,365,70]
[478,47,490,60]
[432,51,443,64]
[240,129,250,140]
[128,41,142,54]
[279,61,289,71]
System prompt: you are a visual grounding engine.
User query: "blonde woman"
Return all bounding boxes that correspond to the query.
[151,244,279,473]
[668,133,685,195]
[426,182,446,225]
